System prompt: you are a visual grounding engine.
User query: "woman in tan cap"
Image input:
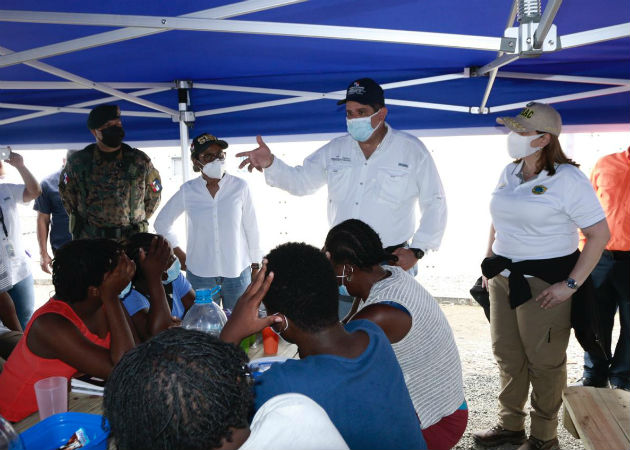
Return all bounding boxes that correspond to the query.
[472,103,610,450]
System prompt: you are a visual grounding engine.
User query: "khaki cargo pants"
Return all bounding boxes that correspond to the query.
[489,275,572,441]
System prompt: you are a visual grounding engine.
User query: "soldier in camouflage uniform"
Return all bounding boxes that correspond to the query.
[59,104,162,240]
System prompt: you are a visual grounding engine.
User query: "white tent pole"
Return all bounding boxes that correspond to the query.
[0,87,170,126]
[0,81,172,89]
[496,72,630,85]
[0,0,304,69]
[560,23,630,49]
[0,102,170,117]
[0,45,177,115]
[176,81,194,183]
[533,0,563,48]
[489,85,630,112]
[479,0,519,111]
[0,10,506,53]
[179,121,191,182]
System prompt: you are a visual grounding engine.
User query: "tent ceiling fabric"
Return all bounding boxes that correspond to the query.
[0,0,628,146]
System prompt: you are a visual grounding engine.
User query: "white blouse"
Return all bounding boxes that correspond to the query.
[154,174,263,278]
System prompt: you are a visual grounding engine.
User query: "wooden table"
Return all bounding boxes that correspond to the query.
[563,386,630,450]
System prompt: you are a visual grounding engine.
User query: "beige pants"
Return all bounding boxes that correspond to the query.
[489,275,572,441]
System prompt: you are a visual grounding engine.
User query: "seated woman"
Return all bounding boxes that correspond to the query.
[122,233,194,341]
[0,239,138,422]
[324,219,466,450]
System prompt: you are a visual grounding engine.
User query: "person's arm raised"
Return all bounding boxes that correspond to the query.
[220,260,282,345]
[236,135,274,173]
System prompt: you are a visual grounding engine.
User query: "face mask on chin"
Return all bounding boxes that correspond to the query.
[346,110,382,142]
[507,131,544,159]
[202,160,225,180]
[100,125,125,148]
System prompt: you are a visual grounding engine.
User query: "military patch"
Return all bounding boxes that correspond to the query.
[63,172,69,184]
[532,185,547,195]
[151,178,162,193]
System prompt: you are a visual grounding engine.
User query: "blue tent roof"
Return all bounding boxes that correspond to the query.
[1,0,628,145]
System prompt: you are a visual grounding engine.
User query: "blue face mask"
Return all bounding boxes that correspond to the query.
[346,110,382,142]
[336,265,352,297]
[162,257,181,285]
[119,282,132,299]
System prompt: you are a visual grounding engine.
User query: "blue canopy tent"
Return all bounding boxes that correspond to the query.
[1,0,628,172]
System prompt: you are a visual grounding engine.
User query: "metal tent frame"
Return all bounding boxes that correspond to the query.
[0,0,628,178]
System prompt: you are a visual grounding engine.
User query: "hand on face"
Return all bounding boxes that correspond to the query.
[236,135,273,172]
[138,236,171,282]
[101,253,136,301]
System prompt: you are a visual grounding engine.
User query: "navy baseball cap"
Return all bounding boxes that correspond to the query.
[337,78,385,106]
[191,133,228,154]
[87,104,120,130]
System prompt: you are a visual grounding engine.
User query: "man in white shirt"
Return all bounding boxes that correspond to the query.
[237,78,447,273]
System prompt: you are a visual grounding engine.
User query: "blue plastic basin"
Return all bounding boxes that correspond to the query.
[19,412,110,450]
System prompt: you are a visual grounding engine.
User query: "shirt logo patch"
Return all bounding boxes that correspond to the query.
[63,172,69,184]
[532,185,547,195]
[151,178,162,193]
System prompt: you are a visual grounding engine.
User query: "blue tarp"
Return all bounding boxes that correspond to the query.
[0,0,628,145]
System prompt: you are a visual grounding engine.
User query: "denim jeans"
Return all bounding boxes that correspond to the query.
[186,267,251,311]
[583,251,630,389]
[8,274,35,330]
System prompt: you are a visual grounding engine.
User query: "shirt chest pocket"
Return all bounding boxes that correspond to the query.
[327,161,353,201]
[376,167,411,206]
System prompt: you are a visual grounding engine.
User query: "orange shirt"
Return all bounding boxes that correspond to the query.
[590,148,630,251]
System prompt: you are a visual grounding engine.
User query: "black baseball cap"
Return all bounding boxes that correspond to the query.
[87,104,120,130]
[337,78,385,106]
[191,133,228,154]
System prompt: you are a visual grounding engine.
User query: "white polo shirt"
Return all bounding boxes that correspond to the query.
[0,183,31,287]
[490,162,605,260]
[154,174,263,278]
[265,124,447,250]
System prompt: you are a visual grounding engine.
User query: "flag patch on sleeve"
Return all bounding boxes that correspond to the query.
[151,178,162,192]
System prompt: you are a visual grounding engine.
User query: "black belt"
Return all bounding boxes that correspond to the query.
[605,250,630,261]
[92,224,140,239]
[384,242,407,253]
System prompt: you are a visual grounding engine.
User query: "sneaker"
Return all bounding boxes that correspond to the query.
[516,436,559,450]
[611,384,630,391]
[472,425,527,447]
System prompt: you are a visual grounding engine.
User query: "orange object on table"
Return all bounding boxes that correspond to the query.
[262,327,279,355]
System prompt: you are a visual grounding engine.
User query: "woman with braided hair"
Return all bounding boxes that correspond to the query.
[324,219,466,450]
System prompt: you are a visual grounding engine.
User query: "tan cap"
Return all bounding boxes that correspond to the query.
[497,102,562,136]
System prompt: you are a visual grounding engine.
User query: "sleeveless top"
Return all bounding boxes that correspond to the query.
[0,298,110,422]
[359,266,465,428]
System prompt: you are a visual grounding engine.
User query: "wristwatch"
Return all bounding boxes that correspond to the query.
[409,248,425,260]
[251,263,261,270]
[566,278,579,290]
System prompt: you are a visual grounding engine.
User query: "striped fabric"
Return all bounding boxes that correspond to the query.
[360,265,465,428]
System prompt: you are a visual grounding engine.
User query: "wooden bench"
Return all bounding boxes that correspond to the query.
[563,386,630,450]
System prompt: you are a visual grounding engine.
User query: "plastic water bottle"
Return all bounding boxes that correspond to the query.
[182,287,227,337]
[0,415,23,450]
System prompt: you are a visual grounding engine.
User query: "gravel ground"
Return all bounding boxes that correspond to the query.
[441,302,621,450]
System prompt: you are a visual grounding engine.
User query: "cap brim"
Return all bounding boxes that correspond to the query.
[496,116,534,133]
[336,99,347,105]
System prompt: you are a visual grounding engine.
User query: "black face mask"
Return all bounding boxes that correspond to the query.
[100,125,125,148]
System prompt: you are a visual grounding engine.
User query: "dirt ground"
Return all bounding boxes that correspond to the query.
[442,302,621,450]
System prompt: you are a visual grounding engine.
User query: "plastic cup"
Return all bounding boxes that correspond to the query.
[34,376,68,420]
[262,327,279,355]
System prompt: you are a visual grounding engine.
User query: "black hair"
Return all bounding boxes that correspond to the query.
[324,219,397,269]
[52,239,122,303]
[123,232,160,282]
[264,242,339,333]
[103,328,252,450]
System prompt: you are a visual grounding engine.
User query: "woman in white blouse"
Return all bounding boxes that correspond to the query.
[154,133,262,310]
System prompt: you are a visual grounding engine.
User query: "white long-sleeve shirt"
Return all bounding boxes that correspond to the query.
[265,125,447,250]
[154,174,262,278]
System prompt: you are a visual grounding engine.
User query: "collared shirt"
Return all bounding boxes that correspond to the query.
[0,183,31,287]
[265,124,447,250]
[491,162,605,260]
[33,170,71,251]
[154,173,262,278]
[590,148,630,251]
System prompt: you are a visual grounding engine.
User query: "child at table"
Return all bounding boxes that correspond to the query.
[122,233,194,342]
[0,239,141,422]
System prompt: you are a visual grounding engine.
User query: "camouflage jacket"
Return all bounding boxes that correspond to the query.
[59,143,162,236]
